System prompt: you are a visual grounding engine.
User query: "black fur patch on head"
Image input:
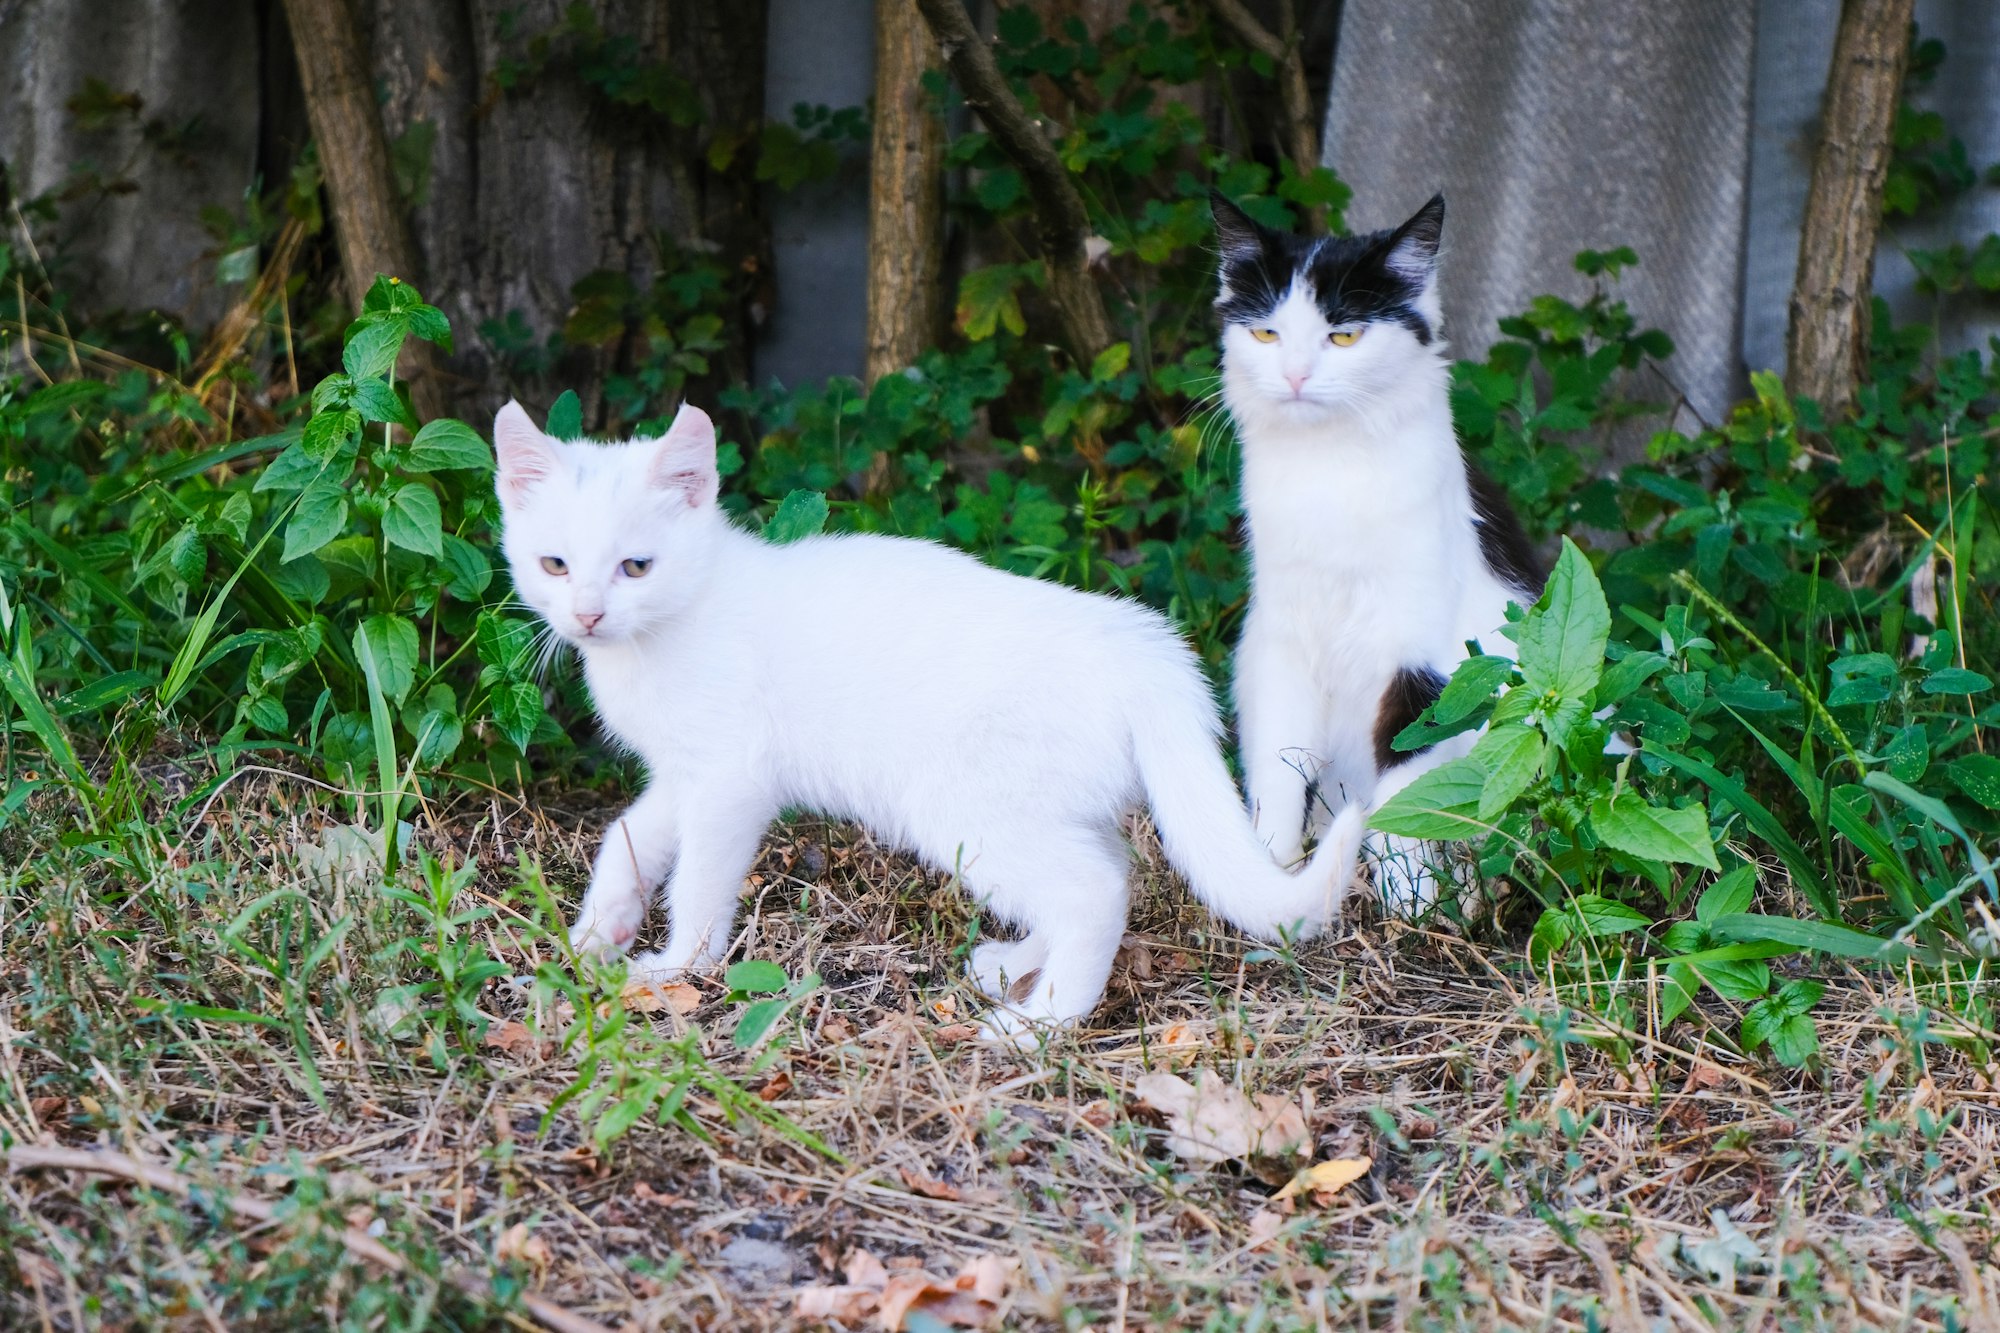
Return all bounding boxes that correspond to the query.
[1211,191,1443,345]
[1465,461,1547,598]
[1374,665,1449,773]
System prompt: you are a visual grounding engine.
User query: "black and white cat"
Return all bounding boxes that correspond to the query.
[1213,192,1546,915]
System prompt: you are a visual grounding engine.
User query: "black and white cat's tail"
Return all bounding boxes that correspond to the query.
[1129,672,1367,939]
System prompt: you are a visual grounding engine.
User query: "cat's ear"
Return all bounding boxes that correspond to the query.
[493,400,562,505]
[1210,190,1269,270]
[1381,193,1444,286]
[649,403,719,509]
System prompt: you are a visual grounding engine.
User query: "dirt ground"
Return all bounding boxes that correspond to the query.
[4,773,1997,1330]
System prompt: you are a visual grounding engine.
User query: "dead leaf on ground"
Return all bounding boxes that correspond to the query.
[622,980,699,1015]
[794,1248,1013,1329]
[1134,1070,1310,1171]
[497,1221,551,1274]
[898,1166,960,1201]
[483,1020,551,1060]
[1246,1208,1284,1250]
[933,1022,981,1045]
[1270,1156,1372,1204]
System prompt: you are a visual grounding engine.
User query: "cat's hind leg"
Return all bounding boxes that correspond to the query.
[967,934,1051,999]
[968,832,1130,1040]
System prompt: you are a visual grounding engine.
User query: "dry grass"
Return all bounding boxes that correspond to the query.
[3,764,1998,1331]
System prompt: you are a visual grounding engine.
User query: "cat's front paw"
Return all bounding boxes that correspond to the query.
[568,897,643,957]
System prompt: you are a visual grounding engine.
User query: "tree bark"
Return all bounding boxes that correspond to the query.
[1785,0,1915,419]
[913,0,1114,367]
[280,0,443,419]
[864,0,946,387]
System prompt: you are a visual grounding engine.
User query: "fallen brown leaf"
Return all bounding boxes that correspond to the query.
[898,1166,960,1201]
[497,1221,551,1274]
[933,1023,981,1045]
[793,1248,1013,1330]
[1246,1208,1284,1250]
[622,980,699,1015]
[482,1020,550,1060]
[1134,1070,1310,1168]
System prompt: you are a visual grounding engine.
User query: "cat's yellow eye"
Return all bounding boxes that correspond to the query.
[540,556,568,575]
[620,558,653,578]
[1249,327,1279,344]
[1330,327,1362,347]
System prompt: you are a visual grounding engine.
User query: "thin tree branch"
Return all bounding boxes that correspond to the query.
[1205,0,1322,226]
[912,0,1114,364]
[8,1145,614,1333]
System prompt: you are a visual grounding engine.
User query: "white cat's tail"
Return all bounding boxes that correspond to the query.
[1128,675,1366,940]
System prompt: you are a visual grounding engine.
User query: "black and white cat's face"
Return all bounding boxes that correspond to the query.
[1213,193,1445,427]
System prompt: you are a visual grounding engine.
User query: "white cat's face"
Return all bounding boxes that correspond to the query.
[1213,193,1448,432]
[492,401,722,646]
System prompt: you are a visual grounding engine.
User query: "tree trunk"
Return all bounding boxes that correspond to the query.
[914,0,1114,368]
[864,0,946,387]
[1785,0,1915,419]
[279,0,444,419]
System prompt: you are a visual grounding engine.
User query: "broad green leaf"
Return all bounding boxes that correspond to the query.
[491,679,543,751]
[1516,538,1609,703]
[256,440,340,494]
[1947,754,2000,810]
[546,390,584,441]
[1588,793,1719,871]
[1660,962,1697,1029]
[405,684,463,766]
[476,611,536,677]
[1640,745,1832,920]
[382,482,444,557]
[303,407,361,462]
[1434,654,1514,724]
[725,959,788,994]
[283,484,350,562]
[1593,649,1668,706]
[1090,341,1132,382]
[1766,1014,1819,1067]
[1921,667,1991,694]
[764,490,829,544]
[1695,865,1757,924]
[1881,724,1929,783]
[1471,724,1543,821]
[1696,958,1771,1003]
[351,377,416,428]
[1368,758,1488,840]
[343,318,406,381]
[1569,894,1651,937]
[438,534,493,600]
[352,613,418,705]
[403,418,494,472]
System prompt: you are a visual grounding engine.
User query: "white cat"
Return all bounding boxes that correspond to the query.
[1214,193,1546,916]
[491,400,1354,1033]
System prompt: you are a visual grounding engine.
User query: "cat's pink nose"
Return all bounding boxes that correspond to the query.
[576,611,603,632]
[1285,372,1309,394]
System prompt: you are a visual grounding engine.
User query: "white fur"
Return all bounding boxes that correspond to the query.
[493,400,1354,1035]
[1223,275,1518,915]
